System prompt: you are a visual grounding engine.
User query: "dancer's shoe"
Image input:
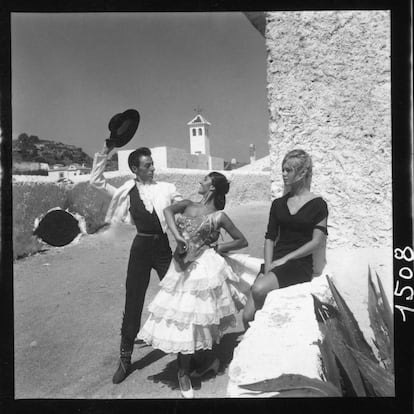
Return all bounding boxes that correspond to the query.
[190,357,220,378]
[177,370,194,398]
[113,338,133,384]
[112,354,131,384]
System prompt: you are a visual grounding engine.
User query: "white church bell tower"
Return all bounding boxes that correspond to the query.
[187,111,211,156]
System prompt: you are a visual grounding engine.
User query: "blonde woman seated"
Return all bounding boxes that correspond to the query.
[242,149,329,329]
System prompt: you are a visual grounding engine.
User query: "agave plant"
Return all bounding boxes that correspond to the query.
[239,373,342,397]
[314,274,394,397]
[367,266,394,373]
[239,268,394,397]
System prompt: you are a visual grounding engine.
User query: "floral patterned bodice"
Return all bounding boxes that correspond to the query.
[175,212,221,265]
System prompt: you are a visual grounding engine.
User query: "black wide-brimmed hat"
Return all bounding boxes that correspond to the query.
[106,108,140,148]
[33,209,83,247]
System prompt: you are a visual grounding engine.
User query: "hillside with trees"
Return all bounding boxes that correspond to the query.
[12,134,93,166]
[12,134,118,171]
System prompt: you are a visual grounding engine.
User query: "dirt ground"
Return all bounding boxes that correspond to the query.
[13,201,393,400]
[13,202,269,399]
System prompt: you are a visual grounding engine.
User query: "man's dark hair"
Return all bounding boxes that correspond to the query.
[128,147,152,171]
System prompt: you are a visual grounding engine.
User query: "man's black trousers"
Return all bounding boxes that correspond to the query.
[120,233,172,346]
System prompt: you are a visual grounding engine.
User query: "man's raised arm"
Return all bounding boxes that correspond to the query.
[89,142,117,197]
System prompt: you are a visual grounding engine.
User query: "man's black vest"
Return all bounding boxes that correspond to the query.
[129,184,163,234]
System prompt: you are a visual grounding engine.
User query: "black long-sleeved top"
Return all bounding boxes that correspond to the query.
[265,193,328,264]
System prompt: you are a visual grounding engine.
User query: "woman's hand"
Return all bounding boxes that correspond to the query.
[214,244,226,255]
[270,256,288,268]
[175,235,188,254]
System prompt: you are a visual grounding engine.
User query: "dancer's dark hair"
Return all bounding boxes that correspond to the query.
[208,172,230,210]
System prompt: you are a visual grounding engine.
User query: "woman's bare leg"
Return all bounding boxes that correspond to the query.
[177,353,192,374]
[177,353,193,396]
[242,290,256,330]
[242,272,279,329]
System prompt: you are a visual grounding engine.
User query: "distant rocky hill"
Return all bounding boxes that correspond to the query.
[12,133,118,171]
[12,134,93,167]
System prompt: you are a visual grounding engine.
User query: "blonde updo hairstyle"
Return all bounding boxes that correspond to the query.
[282,149,313,194]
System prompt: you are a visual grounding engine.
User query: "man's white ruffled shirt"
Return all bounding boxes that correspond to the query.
[89,152,182,231]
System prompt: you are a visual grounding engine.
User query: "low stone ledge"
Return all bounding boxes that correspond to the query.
[226,248,393,398]
[227,276,332,397]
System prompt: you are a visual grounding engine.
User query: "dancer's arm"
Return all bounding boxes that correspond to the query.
[89,142,117,197]
[215,212,248,254]
[164,200,192,246]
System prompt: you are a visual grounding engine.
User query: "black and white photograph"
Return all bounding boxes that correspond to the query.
[1,1,412,413]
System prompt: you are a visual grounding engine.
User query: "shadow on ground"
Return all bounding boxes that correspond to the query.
[138,331,243,392]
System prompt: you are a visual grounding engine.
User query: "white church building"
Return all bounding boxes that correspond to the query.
[117,114,224,173]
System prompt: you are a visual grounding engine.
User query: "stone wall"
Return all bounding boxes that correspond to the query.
[106,168,271,207]
[13,170,271,258]
[266,11,391,248]
[13,161,49,172]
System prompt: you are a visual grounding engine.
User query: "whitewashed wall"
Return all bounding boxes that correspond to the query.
[209,155,225,170]
[266,11,391,248]
[117,147,224,171]
[117,149,134,173]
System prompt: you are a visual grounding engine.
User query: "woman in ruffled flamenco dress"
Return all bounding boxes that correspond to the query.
[137,172,249,398]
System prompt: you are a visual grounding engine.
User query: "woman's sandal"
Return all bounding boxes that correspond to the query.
[177,370,194,398]
[190,357,220,378]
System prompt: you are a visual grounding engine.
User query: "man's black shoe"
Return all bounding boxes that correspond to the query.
[112,355,131,384]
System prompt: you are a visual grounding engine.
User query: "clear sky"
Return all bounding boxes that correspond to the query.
[11,12,268,163]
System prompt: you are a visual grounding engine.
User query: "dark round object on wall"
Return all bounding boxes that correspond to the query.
[106,108,140,148]
[33,209,81,247]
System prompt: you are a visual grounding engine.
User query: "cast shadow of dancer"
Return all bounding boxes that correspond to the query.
[143,332,243,391]
[128,340,167,377]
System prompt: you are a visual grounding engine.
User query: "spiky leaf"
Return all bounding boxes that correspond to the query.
[375,269,393,337]
[323,318,367,396]
[367,267,394,372]
[312,293,340,323]
[327,276,377,363]
[239,374,341,397]
[347,345,395,396]
[271,388,333,398]
[312,295,342,391]
[312,292,367,396]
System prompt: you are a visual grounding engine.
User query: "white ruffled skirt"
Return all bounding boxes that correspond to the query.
[137,249,261,354]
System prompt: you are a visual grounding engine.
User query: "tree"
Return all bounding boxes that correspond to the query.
[17,133,29,143]
[34,156,47,163]
[28,135,40,143]
[17,133,39,146]
[63,150,73,160]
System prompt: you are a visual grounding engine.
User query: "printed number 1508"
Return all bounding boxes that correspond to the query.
[394,247,414,322]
